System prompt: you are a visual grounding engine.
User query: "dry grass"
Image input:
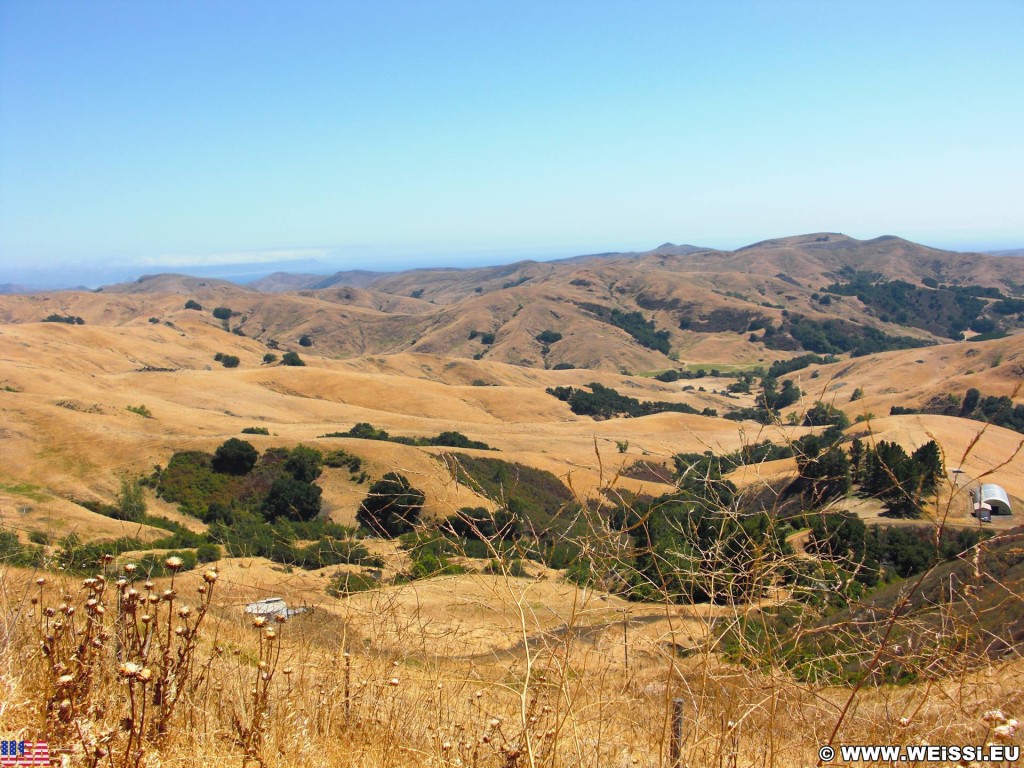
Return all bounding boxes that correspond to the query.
[2,439,1023,768]
[2,298,1024,765]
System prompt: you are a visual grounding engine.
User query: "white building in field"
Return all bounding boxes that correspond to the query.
[972,484,1012,521]
[244,597,309,619]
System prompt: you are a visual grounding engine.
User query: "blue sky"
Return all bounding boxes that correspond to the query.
[1,1,1022,283]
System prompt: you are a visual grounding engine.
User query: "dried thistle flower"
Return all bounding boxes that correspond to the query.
[164,556,184,571]
[202,570,218,583]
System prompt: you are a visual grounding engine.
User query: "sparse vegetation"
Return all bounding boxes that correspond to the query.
[125,403,153,418]
[824,271,990,339]
[320,422,495,450]
[281,350,305,366]
[43,313,85,324]
[547,382,715,419]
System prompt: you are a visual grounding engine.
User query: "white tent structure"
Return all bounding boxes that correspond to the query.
[972,484,1012,519]
[244,597,309,619]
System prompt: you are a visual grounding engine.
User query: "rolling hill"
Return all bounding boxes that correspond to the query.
[2,232,1024,549]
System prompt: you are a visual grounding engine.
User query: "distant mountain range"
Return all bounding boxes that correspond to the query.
[3,233,1024,373]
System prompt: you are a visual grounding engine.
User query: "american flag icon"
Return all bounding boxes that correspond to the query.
[0,740,49,766]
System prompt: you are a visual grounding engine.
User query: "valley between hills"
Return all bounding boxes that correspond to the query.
[2,232,1024,766]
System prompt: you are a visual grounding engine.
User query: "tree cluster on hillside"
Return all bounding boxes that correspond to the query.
[547,382,715,419]
[961,388,1024,433]
[856,439,943,518]
[43,314,85,324]
[824,271,995,339]
[320,422,495,450]
[578,303,672,354]
[150,440,380,570]
[760,313,928,356]
[890,386,1024,436]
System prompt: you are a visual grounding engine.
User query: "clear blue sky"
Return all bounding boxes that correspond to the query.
[1,0,1022,280]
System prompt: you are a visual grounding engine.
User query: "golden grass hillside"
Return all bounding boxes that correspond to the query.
[2,286,1024,766]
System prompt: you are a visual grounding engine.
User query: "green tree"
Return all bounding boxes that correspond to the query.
[803,401,851,429]
[357,473,425,537]
[535,330,563,344]
[795,446,852,506]
[281,351,305,366]
[115,476,147,522]
[263,476,322,522]
[196,543,221,562]
[961,387,981,415]
[211,438,258,475]
[286,445,323,483]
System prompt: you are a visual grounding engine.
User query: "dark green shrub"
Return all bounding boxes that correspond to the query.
[263,476,322,522]
[357,473,424,537]
[184,299,202,310]
[212,307,233,320]
[29,530,51,546]
[286,445,323,483]
[196,543,221,562]
[212,438,259,475]
[299,335,313,347]
[327,571,379,596]
[241,427,270,435]
[281,351,305,366]
[324,449,362,472]
[43,314,85,325]
[802,402,851,429]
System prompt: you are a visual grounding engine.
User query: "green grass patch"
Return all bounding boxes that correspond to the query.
[0,481,49,502]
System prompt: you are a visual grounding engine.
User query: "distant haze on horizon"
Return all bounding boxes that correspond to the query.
[1,1,1022,283]
[3,233,1024,293]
